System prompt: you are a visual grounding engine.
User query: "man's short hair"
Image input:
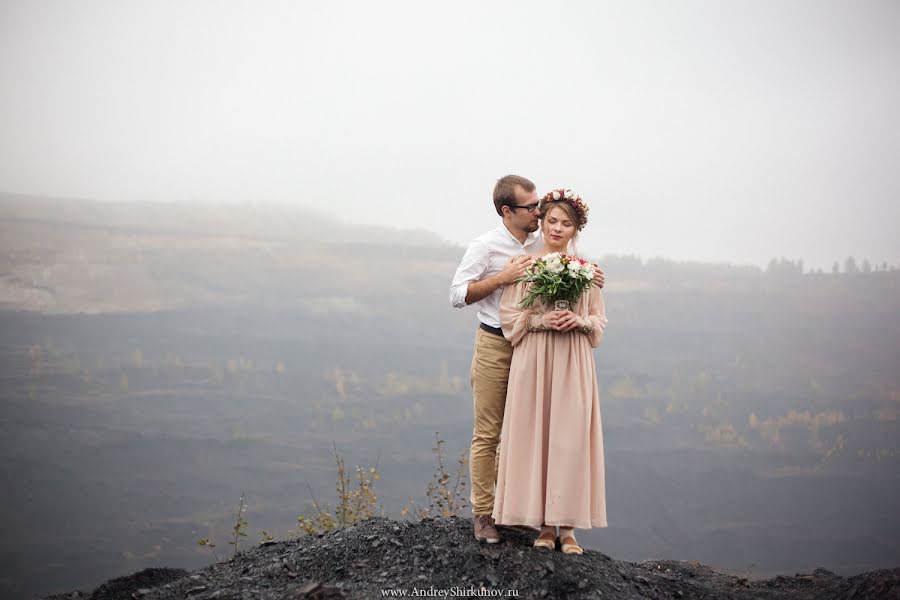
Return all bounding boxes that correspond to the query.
[493,175,536,216]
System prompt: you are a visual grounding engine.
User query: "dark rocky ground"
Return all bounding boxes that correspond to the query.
[42,516,900,600]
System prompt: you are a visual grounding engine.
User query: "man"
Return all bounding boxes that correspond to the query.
[449,175,605,543]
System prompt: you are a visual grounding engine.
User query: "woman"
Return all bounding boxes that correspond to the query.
[491,189,608,555]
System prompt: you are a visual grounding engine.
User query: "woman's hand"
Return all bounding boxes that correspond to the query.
[554,310,583,332]
[541,311,564,330]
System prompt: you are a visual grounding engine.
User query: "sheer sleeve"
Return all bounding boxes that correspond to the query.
[583,286,609,348]
[499,282,542,348]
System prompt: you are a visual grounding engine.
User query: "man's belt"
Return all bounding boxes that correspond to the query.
[479,322,504,337]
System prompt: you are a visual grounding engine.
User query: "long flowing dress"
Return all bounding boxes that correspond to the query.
[491,279,609,529]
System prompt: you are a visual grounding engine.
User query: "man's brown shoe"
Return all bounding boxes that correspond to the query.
[474,514,500,544]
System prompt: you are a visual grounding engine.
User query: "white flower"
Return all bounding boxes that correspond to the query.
[564,189,574,199]
[543,253,564,274]
[581,264,595,280]
[567,261,581,273]
[552,191,560,200]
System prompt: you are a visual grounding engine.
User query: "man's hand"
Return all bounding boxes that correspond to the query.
[592,264,605,289]
[499,255,534,285]
[554,310,583,332]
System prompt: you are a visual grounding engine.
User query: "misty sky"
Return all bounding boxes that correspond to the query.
[1,1,898,271]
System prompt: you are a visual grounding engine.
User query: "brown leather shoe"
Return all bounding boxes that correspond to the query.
[474,514,500,544]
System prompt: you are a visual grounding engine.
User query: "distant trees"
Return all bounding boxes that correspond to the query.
[762,255,900,277]
[830,256,898,275]
[862,259,872,274]
[594,252,895,283]
[765,257,804,279]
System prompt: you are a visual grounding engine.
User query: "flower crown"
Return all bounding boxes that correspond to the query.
[539,188,589,231]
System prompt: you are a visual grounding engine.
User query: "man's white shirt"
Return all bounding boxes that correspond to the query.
[449,224,543,328]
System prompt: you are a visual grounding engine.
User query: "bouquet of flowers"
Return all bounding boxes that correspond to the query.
[515,252,595,310]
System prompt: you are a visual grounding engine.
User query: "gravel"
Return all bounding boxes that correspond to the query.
[42,516,900,599]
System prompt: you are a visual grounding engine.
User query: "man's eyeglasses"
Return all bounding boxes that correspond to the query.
[510,202,540,213]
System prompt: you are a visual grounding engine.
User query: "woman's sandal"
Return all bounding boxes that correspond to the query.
[533,531,557,550]
[560,535,583,555]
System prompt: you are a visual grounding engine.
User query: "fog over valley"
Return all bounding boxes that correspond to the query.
[2,1,899,597]
[1,195,898,599]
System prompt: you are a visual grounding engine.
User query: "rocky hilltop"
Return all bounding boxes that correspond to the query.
[43,517,899,600]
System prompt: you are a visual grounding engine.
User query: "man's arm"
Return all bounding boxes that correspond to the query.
[464,256,534,304]
[450,243,533,308]
[449,241,489,308]
[464,271,508,305]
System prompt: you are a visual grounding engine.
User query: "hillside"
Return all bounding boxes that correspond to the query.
[42,517,900,599]
[0,193,457,314]
[3,194,899,599]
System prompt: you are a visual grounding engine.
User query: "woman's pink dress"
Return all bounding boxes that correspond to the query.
[491,281,609,529]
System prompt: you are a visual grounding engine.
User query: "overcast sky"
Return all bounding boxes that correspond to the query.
[2,1,898,271]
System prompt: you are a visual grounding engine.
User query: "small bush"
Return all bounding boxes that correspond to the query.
[402,432,469,519]
[297,441,384,534]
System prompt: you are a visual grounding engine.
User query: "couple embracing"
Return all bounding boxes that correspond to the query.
[449,174,608,555]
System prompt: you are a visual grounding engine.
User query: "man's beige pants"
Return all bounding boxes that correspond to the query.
[469,327,513,516]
